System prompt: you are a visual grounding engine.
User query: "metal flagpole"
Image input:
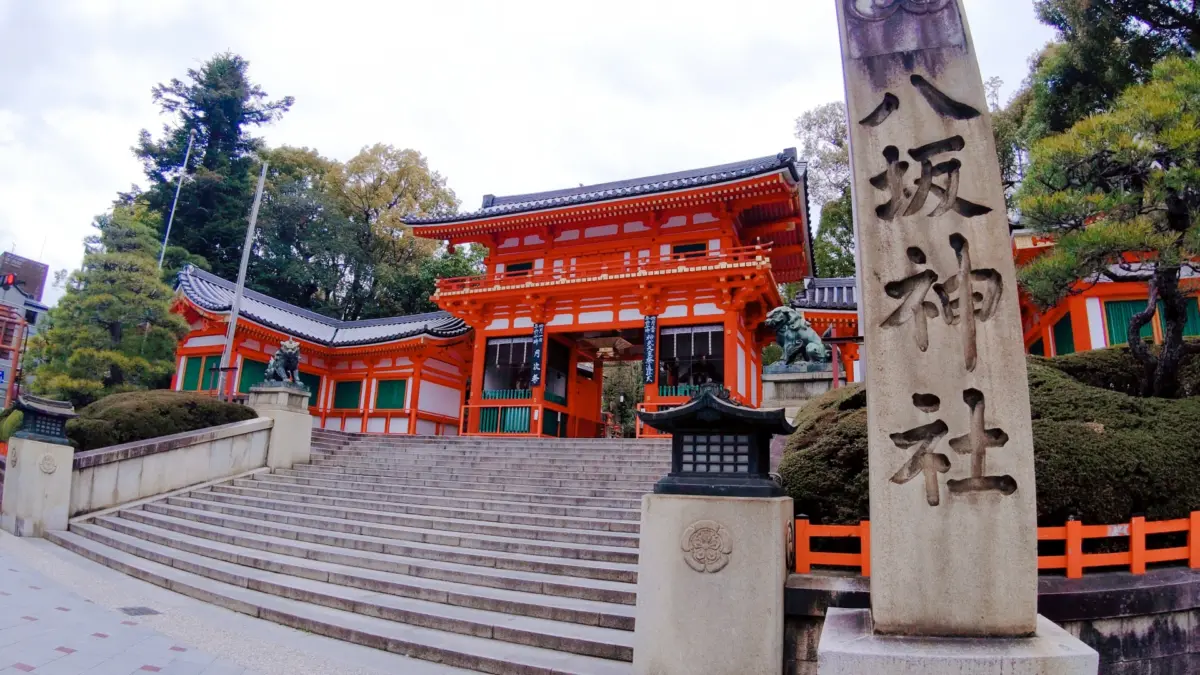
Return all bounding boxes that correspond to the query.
[215,160,268,401]
[158,128,199,270]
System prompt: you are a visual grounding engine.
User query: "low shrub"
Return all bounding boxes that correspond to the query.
[66,390,258,451]
[779,353,1200,526]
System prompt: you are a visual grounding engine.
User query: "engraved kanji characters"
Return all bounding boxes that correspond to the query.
[946,388,1017,496]
[860,74,991,221]
[890,388,1018,506]
[880,236,1002,371]
[889,393,950,506]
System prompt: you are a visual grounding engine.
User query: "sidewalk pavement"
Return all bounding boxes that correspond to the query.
[0,547,255,675]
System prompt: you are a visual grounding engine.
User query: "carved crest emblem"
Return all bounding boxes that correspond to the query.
[847,0,954,21]
[680,520,733,573]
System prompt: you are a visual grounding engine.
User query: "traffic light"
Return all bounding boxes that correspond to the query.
[0,273,15,290]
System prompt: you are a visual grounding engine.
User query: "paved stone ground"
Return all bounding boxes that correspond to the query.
[0,532,474,675]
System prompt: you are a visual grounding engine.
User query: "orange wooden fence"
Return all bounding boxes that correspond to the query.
[794,513,1200,579]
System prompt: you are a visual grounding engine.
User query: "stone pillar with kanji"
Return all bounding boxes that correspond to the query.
[818,1,1096,672]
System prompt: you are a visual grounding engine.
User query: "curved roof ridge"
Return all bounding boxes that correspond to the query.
[405,148,804,226]
[176,265,468,347]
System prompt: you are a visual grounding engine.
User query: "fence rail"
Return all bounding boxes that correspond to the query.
[794,512,1200,579]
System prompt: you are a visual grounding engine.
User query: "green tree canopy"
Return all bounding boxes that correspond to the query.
[30,204,189,407]
[1017,56,1200,397]
[795,101,855,280]
[136,52,293,280]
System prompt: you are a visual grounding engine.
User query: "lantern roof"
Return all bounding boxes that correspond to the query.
[637,386,796,435]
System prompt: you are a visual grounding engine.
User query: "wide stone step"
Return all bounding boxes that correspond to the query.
[309,454,669,473]
[257,472,642,510]
[209,483,641,534]
[305,459,664,484]
[313,447,667,460]
[236,477,640,522]
[134,501,637,583]
[87,515,636,634]
[48,530,632,674]
[283,466,653,496]
[153,495,640,564]
[113,508,638,608]
[183,489,640,548]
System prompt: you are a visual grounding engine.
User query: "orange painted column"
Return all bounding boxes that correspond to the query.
[408,356,425,435]
[1067,296,1092,351]
[467,333,487,434]
[723,311,738,402]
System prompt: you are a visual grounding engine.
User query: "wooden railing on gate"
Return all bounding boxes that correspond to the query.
[794,512,1200,579]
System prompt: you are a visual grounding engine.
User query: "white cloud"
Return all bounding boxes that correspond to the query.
[0,0,1055,306]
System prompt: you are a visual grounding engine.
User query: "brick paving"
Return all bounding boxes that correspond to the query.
[0,549,256,675]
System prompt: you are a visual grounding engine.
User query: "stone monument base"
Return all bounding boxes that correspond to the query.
[1,436,74,537]
[248,384,312,470]
[817,608,1098,675]
[633,493,792,675]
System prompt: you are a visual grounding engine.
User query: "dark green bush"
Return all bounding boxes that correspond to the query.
[1037,341,1200,397]
[779,353,1200,526]
[66,390,257,451]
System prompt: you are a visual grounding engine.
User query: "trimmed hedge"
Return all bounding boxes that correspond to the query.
[66,390,258,451]
[779,351,1200,526]
[1039,339,1200,397]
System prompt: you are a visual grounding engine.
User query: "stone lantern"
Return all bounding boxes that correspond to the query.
[12,395,78,445]
[636,383,794,498]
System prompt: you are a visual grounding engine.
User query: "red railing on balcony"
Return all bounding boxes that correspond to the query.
[435,244,775,295]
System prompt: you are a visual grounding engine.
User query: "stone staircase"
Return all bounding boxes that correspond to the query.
[46,429,671,674]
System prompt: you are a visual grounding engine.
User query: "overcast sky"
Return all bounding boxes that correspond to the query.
[0,0,1056,306]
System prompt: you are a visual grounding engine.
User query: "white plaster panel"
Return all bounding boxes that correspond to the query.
[442,426,459,437]
[663,215,687,228]
[585,224,619,238]
[389,417,409,434]
[1086,297,1107,349]
[513,317,534,328]
[693,212,718,224]
[853,360,863,382]
[175,357,185,390]
[344,418,363,433]
[377,358,392,368]
[495,263,505,274]
[549,313,574,326]
[556,229,579,242]
[416,419,438,436]
[242,339,261,351]
[737,344,747,396]
[499,237,519,249]
[486,318,510,331]
[367,417,386,433]
[426,359,461,376]
[623,221,650,233]
[708,238,721,252]
[312,358,325,368]
[662,305,688,319]
[394,357,412,365]
[351,360,366,369]
[579,310,615,324]
[418,381,462,418]
[534,258,544,269]
[692,303,722,316]
[553,259,564,270]
[524,234,545,245]
[323,418,340,430]
[618,308,642,322]
[334,362,349,370]
[312,417,321,428]
[264,345,278,356]
[184,335,227,348]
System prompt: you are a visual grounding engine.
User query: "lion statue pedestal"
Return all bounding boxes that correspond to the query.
[249,339,313,470]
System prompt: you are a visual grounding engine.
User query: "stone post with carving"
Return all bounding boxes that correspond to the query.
[817,1,1097,672]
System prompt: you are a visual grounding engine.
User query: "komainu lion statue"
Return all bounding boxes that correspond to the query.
[263,338,305,388]
[764,306,831,364]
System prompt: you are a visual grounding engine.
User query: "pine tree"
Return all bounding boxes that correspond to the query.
[29,204,189,407]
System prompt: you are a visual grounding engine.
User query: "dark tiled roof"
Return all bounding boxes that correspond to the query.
[176,266,468,347]
[406,149,805,226]
[791,277,857,310]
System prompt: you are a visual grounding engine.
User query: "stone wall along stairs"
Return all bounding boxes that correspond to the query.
[47,429,671,674]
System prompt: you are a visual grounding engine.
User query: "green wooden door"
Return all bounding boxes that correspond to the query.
[1156,299,1200,337]
[333,380,363,409]
[238,360,267,394]
[1105,300,1154,345]
[298,371,321,406]
[375,379,408,410]
[1052,316,1075,355]
[181,356,203,391]
[1029,339,1044,357]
